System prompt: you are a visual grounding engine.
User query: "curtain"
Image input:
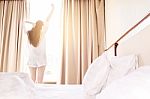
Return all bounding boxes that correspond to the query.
[59,0,105,84]
[0,0,28,72]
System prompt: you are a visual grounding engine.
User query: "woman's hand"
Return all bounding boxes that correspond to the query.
[45,4,55,21]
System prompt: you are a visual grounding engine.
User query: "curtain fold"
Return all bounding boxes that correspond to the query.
[0,0,28,72]
[59,0,105,84]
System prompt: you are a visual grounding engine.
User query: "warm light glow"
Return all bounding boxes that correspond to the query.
[25,0,63,82]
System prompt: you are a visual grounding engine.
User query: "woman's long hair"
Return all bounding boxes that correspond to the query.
[27,20,43,47]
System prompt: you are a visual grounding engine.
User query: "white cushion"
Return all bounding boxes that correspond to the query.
[82,52,110,95]
[106,54,138,86]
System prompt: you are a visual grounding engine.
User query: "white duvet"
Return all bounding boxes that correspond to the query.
[0,73,95,99]
[96,65,150,99]
[0,75,35,99]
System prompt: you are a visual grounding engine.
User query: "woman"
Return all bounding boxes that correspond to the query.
[26,4,54,83]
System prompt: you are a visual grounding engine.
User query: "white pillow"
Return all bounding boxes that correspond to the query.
[105,54,138,86]
[82,52,111,95]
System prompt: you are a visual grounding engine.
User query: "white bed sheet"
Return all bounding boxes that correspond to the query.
[96,65,150,99]
[0,73,95,99]
[34,84,96,99]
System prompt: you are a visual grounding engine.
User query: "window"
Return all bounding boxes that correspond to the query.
[22,0,62,83]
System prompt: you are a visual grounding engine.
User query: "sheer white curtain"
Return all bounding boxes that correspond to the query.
[0,0,29,72]
[59,0,105,84]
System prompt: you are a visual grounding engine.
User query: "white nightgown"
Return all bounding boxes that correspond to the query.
[27,36,46,67]
[27,21,49,67]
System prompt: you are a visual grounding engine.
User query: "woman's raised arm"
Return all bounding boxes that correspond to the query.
[45,4,55,22]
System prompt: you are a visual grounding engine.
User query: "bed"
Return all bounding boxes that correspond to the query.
[96,17,150,99]
[0,52,138,99]
[0,51,139,99]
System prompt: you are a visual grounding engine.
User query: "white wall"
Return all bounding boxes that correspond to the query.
[117,25,150,66]
[105,0,150,48]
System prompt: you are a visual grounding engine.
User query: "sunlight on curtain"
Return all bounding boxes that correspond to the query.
[22,0,62,83]
[59,0,105,84]
[0,0,28,72]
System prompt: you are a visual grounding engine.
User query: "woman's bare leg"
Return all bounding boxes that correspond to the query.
[29,67,37,83]
[37,66,45,83]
